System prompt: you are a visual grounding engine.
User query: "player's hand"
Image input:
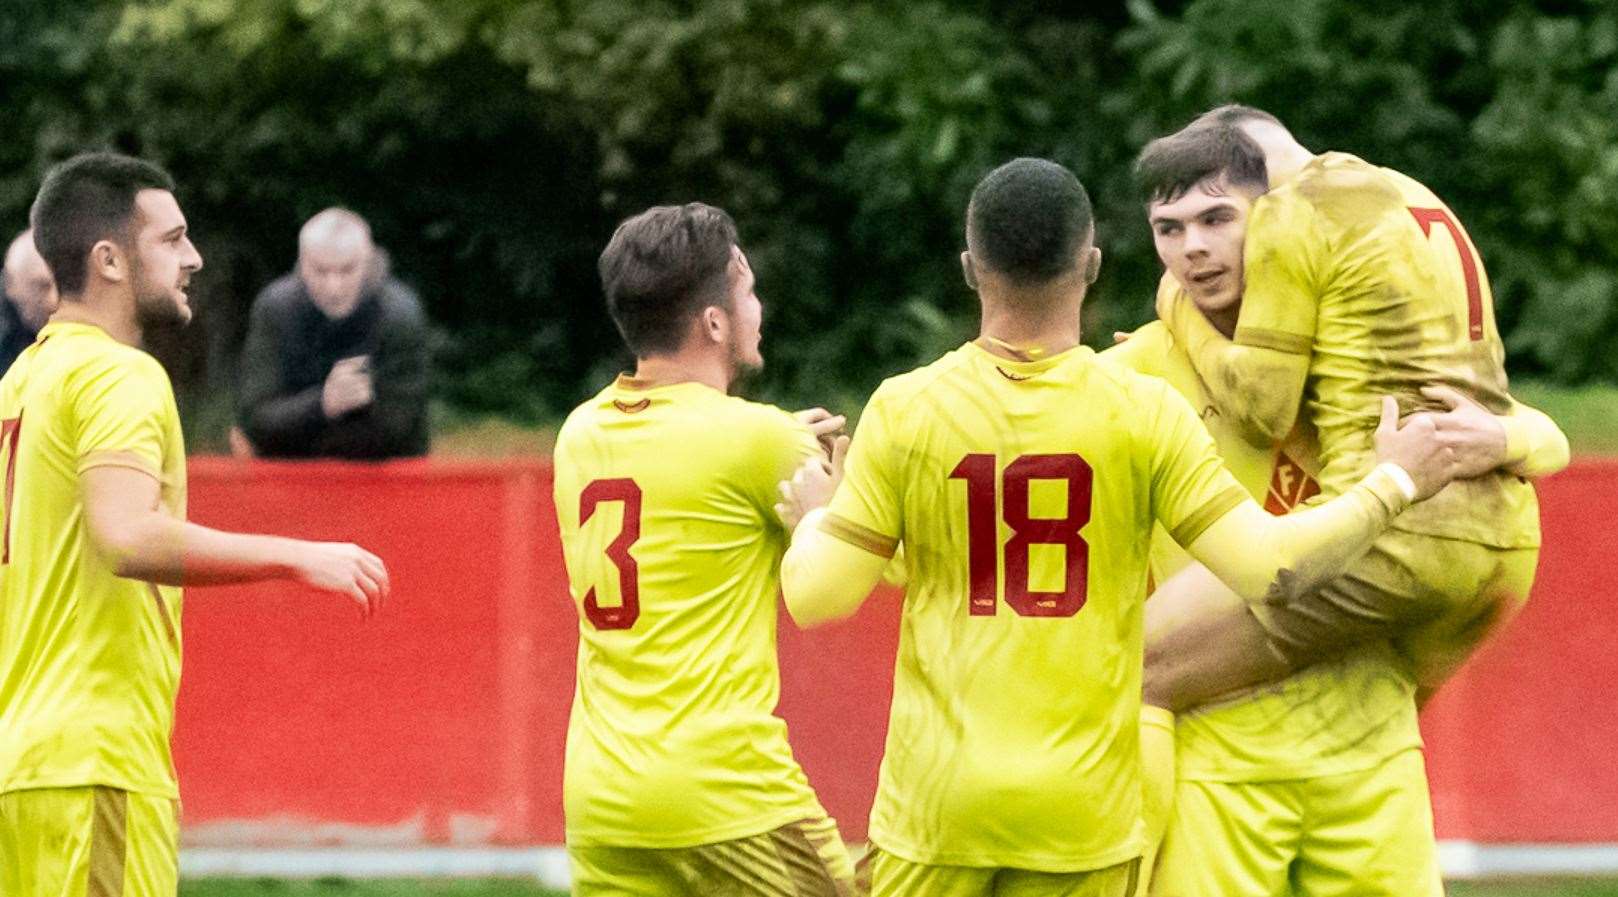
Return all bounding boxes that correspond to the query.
[1373,396,1456,501]
[794,407,847,458]
[774,434,849,531]
[291,541,390,619]
[322,356,375,419]
[1422,385,1510,479]
[1112,330,1132,345]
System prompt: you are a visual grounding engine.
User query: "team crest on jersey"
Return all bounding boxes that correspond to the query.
[1264,450,1320,515]
[612,398,652,414]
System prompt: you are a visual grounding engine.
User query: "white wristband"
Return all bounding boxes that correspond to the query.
[1376,463,1419,503]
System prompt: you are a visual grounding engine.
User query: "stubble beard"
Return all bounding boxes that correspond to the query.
[128,251,190,334]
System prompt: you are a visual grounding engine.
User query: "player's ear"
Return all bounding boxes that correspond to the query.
[700,305,727,345]
[960,252,978,291]
[89,239,126,285]
[1082,246,1102,285]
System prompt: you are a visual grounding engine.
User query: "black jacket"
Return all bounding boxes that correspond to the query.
[0,290,37,376]
[237,273,430,459]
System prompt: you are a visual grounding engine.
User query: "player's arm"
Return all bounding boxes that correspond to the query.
[779,394,902,628]
[80,465,385,613]
[1151,382,1451,606]
[1157,195,1324,443]
[1421,385,1571,479]
[1500,398,1571,477]
[73,358,385,612]
[781,510,890,628]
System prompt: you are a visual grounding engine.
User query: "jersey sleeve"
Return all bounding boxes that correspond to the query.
[742,407,824,530]
[69,354,174,480]
[1499,398,1570,479]
[1160,254,1311,442]
[1232,190,1325,354]
[821,387,902,558]
[1142,377,1249,547]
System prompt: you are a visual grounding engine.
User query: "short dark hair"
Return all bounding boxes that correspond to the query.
[966,158,1094,286]
[30,152,176,296]
[598,203,739,357]
[1134,104,1280,204]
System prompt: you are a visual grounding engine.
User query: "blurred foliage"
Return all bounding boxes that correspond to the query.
[2,0,1614,444]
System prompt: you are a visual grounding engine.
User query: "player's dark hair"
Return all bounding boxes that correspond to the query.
[599,203,739,357]
[30,152,176,297]
[1134,104,1278,204]
[966,158,1094,286]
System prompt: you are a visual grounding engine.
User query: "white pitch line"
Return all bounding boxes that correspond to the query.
[181,848,572,889]
[182,842,1618,885]
[1438,841,1618,878]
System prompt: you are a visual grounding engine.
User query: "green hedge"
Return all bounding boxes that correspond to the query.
[3,1,1613,445]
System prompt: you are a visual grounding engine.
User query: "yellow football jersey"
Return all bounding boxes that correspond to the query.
[1103,322,1419,783]
[824,341,1247,871]
[0,322,188,799]
[553,375,828,848]
[1229,151,1537,548]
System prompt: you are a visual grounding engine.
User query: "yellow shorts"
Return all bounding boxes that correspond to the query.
[1151,749,1440,897]
[865,849,1140,897]
[569,816,855,897]
[0,786,179,897]
[1250,533,1537,689]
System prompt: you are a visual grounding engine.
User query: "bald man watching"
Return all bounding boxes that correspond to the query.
[1,230,58,372]
[237,208,430,458]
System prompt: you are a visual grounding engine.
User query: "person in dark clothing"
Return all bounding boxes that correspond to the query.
[1,230,58,372]
[237,208,429,459]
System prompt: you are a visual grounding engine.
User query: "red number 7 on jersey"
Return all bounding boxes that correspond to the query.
[1,414,20,565]
[1408,207,1484,342]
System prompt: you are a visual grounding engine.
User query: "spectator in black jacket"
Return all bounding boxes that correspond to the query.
[1,230,57,372]
[237,208,429,459]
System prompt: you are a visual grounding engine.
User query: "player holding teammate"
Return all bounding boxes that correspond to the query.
[1139,106,1559,716]
[773,158,1457,897]
[0,153,388,896]
[553,203,854,896]
[1106,125,1569,893]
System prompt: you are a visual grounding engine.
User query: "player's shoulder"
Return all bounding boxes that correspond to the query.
[1081,349,1186,446]
[1284,152,1407,221]
[1076,338,1167,395]
[708,393,815,456]
[556,379,617,443]
[1098,321,1175,378]
[45,325,168,386]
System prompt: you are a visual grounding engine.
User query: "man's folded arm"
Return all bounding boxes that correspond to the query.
[1164,290,1309,443]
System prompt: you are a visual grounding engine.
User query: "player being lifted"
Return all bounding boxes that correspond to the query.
[772,158,1458,897]
[553,203,854,896]
[1140,105,1559,719]
[1107,113,1569,895]
[0,153,388,897]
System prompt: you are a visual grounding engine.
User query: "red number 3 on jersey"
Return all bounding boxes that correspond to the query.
[579,478,642,630]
